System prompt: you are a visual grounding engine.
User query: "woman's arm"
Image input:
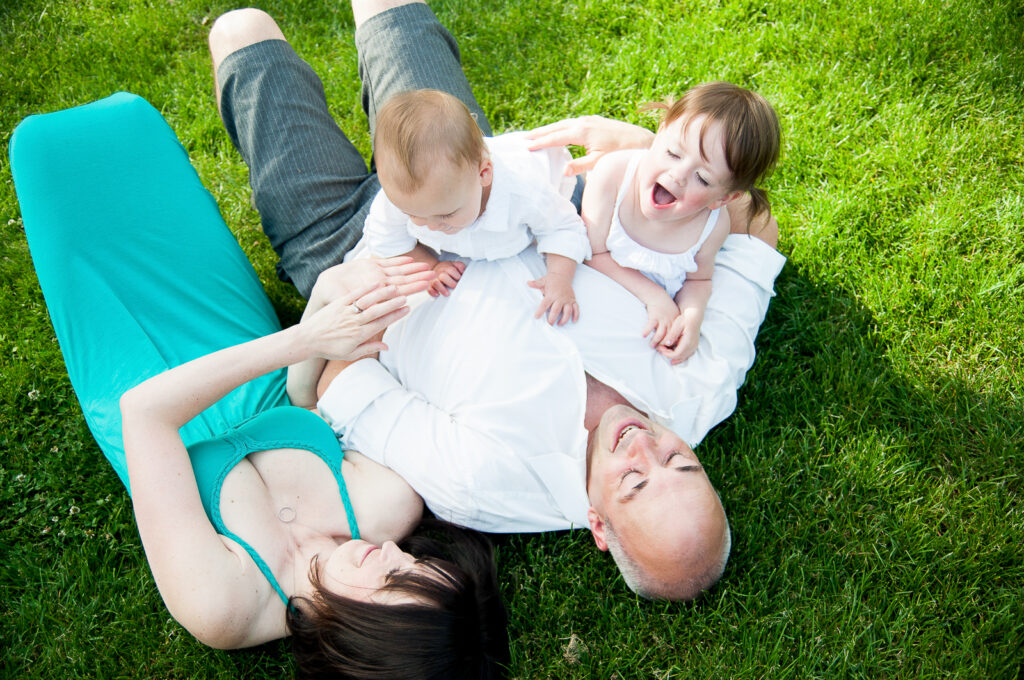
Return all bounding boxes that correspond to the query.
[287,257,432,408]
[121,282,410,648]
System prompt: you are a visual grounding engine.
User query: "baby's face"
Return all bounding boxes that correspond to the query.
[382,156,493,235]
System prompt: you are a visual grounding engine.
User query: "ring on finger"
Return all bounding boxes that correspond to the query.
[350,303,363,314]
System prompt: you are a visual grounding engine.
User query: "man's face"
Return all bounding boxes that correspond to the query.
[586,404,727,589]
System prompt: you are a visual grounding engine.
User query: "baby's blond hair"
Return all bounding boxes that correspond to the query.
[374,89,487,193]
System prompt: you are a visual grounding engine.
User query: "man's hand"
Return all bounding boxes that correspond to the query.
[525,116,655,176]
[427,260,466,297]
[728,195,779,248]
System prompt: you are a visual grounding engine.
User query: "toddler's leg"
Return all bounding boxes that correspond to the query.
[210,9,378,297]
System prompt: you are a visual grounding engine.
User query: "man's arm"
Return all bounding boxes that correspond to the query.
[316,356,586,533]
[315,258,592,532]
[665,202,783,443]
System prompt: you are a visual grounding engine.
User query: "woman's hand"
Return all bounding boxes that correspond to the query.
[298,283,411,363]
[289,262,427,408]
[525,116,655,175]
[311,256,433,306]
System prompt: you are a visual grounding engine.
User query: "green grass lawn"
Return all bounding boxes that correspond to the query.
[2,0,1022,677]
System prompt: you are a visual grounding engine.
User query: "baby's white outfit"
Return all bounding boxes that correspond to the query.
[607,151,721,297]
[364,132,590,264]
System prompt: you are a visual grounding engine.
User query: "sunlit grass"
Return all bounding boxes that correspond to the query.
[2,0,1022,677]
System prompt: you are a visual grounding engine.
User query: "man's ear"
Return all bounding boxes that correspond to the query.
[478,157,494,187]
[587,507,609,551]
[709,189,744,211]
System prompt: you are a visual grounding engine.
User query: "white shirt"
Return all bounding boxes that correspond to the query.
[318,235,786,533]
[363,132,591,263]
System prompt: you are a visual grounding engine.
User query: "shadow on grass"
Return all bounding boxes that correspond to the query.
[490,265,1023,677]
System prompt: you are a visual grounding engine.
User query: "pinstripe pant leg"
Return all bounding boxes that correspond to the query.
[355,2,492,143]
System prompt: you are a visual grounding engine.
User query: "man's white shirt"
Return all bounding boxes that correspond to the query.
[319,236,786,533]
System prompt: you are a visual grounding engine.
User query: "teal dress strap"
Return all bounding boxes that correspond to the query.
[190,407,360,605]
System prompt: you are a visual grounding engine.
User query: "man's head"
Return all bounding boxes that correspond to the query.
[374,89,492,234]
[586,404,730,600]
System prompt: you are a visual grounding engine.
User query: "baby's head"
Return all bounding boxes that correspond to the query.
[647,82,780,222]
[374,90,493,235]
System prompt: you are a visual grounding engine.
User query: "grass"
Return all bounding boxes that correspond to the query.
[2,0,1022,677]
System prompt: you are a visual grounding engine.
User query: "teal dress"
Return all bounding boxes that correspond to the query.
[11,92,358,605]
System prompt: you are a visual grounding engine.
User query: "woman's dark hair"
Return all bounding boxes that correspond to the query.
[286,519,509,679]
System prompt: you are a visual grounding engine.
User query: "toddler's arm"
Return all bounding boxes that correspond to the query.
[401,243,466,298]
[658,210,732,364]
[528,253,579,325]
[364,190,466,296]
[581,152,679,345]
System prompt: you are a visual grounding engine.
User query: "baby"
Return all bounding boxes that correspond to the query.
[582,82,780,362]
[364,89,591,325]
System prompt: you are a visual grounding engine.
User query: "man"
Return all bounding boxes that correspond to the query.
[314,231,782,601]
[209,0,784,600]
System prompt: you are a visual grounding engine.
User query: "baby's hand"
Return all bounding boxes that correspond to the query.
[641,296,680,347]
[428,260,466,298]
[528,274,580,325]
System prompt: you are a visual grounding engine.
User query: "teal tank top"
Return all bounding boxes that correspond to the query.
[187,406,360,605]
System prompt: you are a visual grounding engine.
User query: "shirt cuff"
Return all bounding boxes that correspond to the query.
[716,234,787,294]
[368,234,418,258]
[316,358,399,439]
[535,230,592,264]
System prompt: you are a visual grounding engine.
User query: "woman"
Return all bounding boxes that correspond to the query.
[11,92,507,678]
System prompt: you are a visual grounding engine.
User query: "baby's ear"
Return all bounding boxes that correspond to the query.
[479,157,494,187]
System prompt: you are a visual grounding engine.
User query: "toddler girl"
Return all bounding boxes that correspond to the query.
[582,82,780,362]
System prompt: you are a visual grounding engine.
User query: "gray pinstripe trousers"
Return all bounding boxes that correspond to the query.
[217,3,492,298]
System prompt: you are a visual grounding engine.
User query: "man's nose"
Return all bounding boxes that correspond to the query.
[626,431,657,458]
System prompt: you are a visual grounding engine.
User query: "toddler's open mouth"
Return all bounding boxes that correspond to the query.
[652,182,677,207]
